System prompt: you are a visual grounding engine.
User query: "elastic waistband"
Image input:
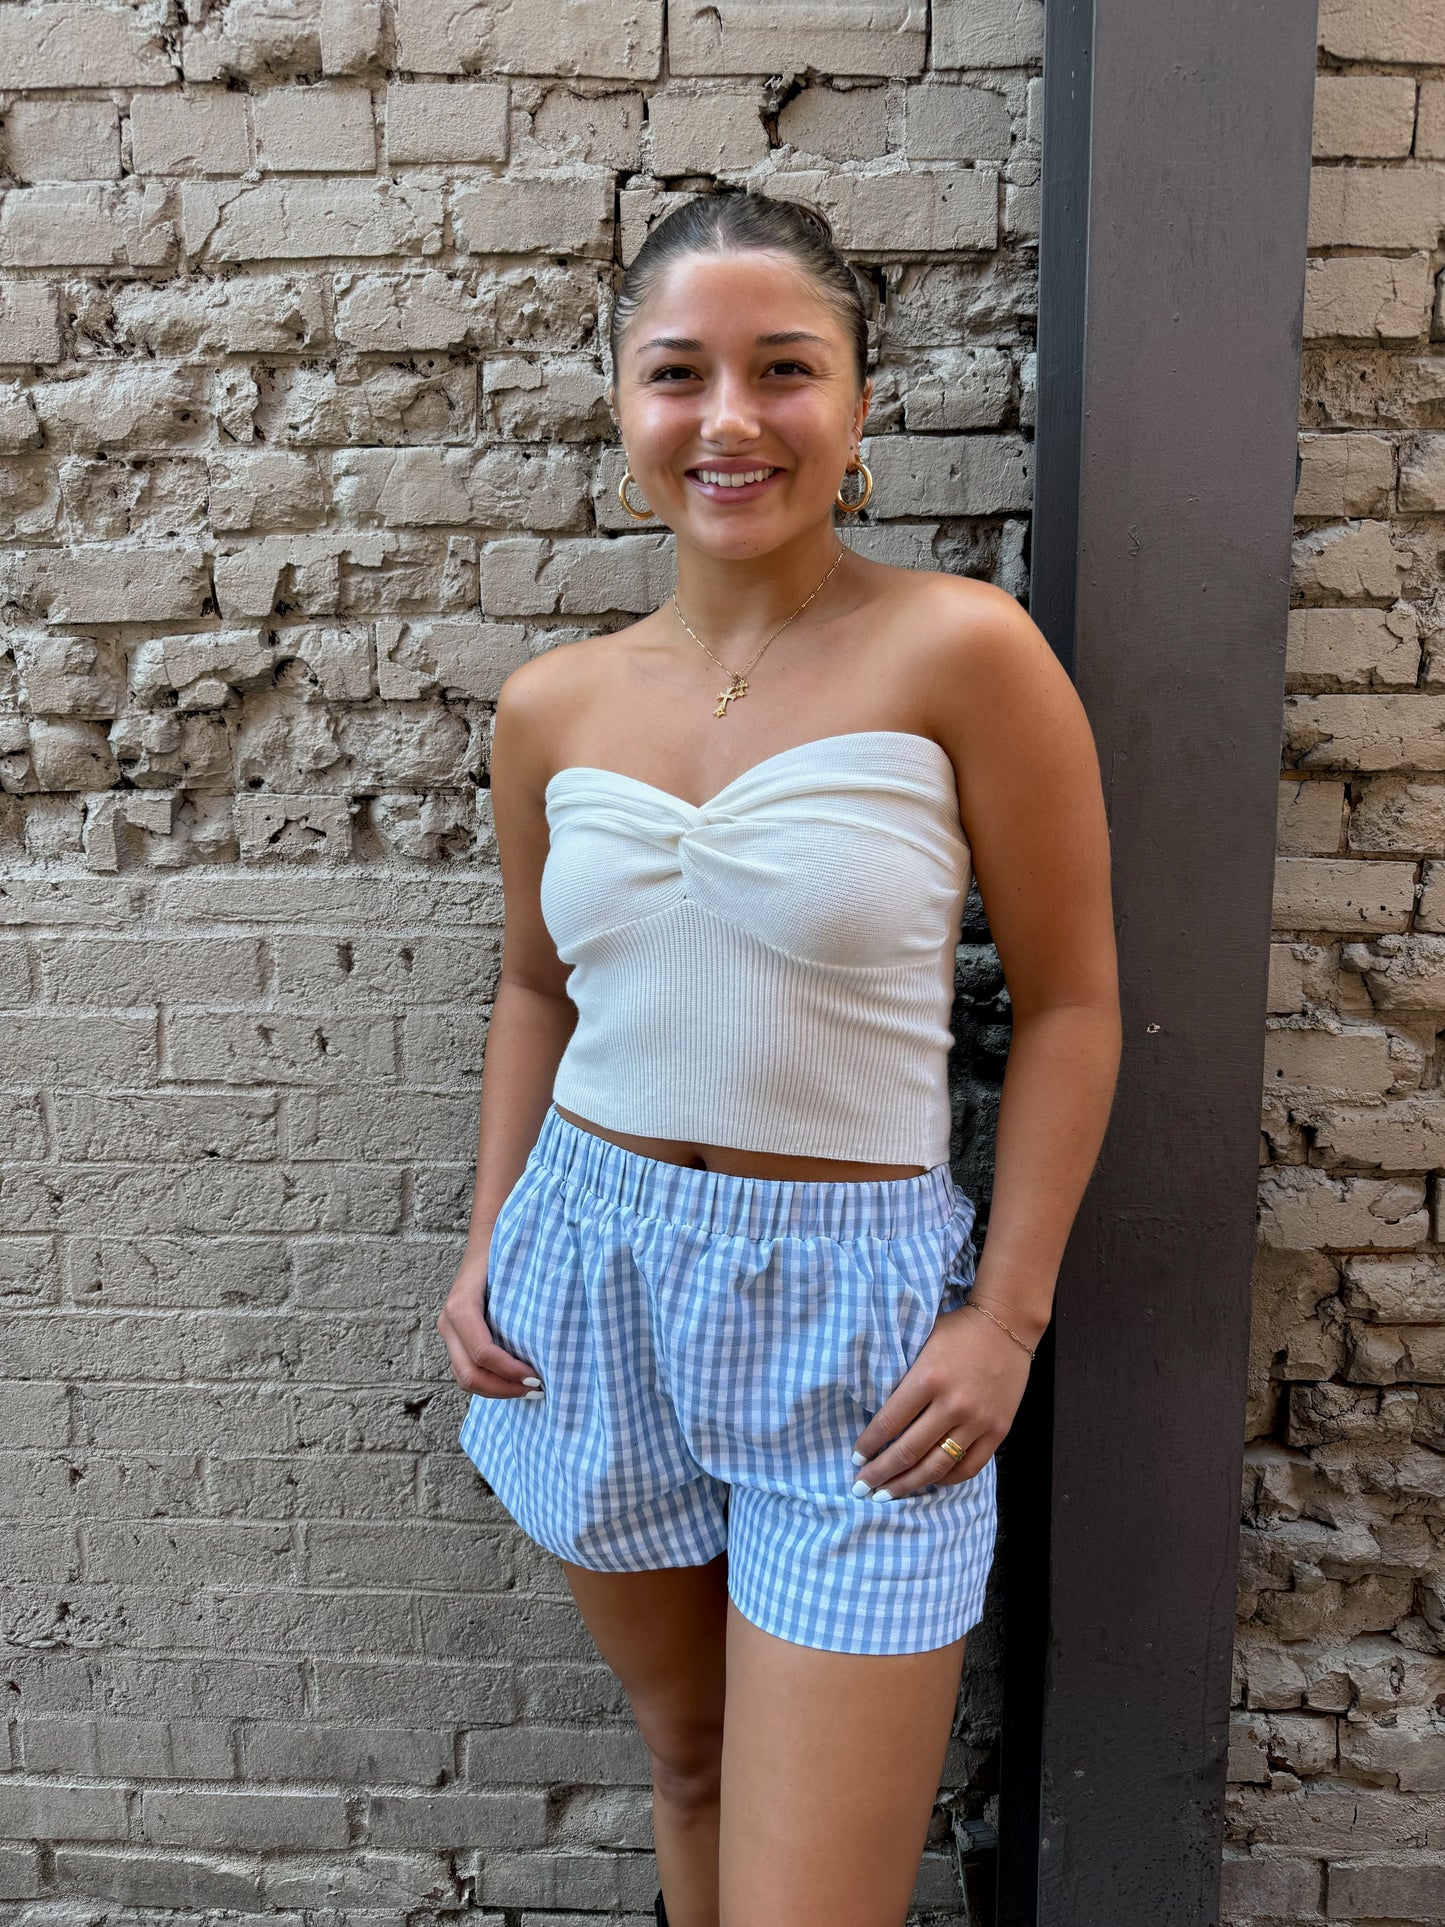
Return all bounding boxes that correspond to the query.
[532,1104,966,1241]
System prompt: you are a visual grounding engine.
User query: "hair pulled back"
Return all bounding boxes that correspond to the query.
[609,190,871,391]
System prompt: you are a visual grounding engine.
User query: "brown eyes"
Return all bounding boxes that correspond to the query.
[644,362,814,383]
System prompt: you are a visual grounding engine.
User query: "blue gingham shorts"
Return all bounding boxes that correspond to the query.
[458,1104,998,1655]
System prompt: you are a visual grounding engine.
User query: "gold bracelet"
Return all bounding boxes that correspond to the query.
[962,1299,1038,1358]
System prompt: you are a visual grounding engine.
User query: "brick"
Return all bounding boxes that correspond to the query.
[479,534,673,615]
[183,179,444,262]
[1348,928,1445,1002]
[1272,857,1416,932]
[1286,606,1420,687]
[110,273,331,354]
[142,1787,349,1849]
[1399,432,1445,510]
[0,942,32,1005]
[53,1090,278,1162]
[670,1,924,76]
[1258,1167,1428,1251]
[1307,166,1445,252]
[452,177,614,257]
[531,87,644,167]
[0,282,61,363]
[1314,1096,1445,1169]
[1326,1854,1445,1919]
[933,0,1045,68]
[0,4,176,88]
[386,82,509,164]
[907,83,1011,162]
[1285,695,1445,772]
[862,433,1031,514]
[38,547,211,624]
[0,1781,129,1841]
[50,1846,259,1914]
[164,1009,396,1084]
[4,1159,404,1236]
[130,90,252,175]
[375,615,528,700]
[1265,1023,1411,1096]
[801,167,999,252]
[1420,84,1445,161]
[1278,778,1346,855]
[235,793,358,863]
[253,82,377,172]
[0,183,176,270]
[779,83,890,162]
[1313,77,1418,160]
[0,1843,42,1900]
[332,445,588,531]
[649,88,769,174]
[369,1788,549,1849]
[462,1724,650,1786]
[5,98,121,181]
[1352,782,1445,856]
[321,0,384,73]
[238,1720,448,1785]
[1292,522,1411,601]
[15,635,127,719]
[0,1012,156,1084]
[289,1090,474,1160]
[21,1715,234,1781]
[1304,254,1433,342]
[1296,433,1396,517]
[395,0,663,80]
[1319,0,1445,64]
[1220,1849,1323,1917]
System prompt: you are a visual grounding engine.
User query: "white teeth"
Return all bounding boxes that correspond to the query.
[694,468,775,488]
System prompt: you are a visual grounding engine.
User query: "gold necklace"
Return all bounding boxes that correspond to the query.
[672,547,848,718]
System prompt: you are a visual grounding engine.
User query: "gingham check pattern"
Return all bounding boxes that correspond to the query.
[458,1105,998,1654]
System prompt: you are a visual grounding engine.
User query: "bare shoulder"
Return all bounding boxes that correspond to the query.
[491,624,642,793]
[861,562,1097,800]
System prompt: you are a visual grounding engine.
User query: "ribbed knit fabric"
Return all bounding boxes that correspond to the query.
[540,730,972,1167]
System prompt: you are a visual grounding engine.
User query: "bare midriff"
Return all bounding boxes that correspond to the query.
[551,1102,930,1181]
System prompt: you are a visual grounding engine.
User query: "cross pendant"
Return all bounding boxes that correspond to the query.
[713,674,748,719]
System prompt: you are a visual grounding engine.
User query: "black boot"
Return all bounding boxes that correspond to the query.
[654,1890,669,1926]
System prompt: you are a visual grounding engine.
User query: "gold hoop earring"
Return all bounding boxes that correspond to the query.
[617,467,654,521]
[835,458,874,514]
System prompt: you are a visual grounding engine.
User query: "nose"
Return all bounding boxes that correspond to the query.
[700,366,761,448]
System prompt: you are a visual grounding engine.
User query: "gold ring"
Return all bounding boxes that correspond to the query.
[938,1435,966,1463]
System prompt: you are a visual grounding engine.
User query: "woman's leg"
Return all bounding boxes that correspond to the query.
[719,1600,967,1927]
[561,1556,730,1927]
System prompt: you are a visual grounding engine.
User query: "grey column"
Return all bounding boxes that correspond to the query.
[1013,3,1320,1923]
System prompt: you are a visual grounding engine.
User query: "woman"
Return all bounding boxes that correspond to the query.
[438,191,1121,1927]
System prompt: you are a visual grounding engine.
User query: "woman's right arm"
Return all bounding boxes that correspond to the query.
[436,654,578,1400]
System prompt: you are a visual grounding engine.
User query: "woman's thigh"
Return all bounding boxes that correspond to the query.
[719,1600,966,1927]
[560,1555,730,1790]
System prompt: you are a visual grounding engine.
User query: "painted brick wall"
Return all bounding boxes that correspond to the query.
[0,2,1040,1916]
[1228,3,1445,1921]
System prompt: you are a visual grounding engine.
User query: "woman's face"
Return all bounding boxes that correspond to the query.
[612,248,871,562]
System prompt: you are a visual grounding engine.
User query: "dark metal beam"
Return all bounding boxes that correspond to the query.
[1013,3,1319,1923]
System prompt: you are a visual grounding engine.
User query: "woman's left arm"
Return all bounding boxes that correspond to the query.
[850,579,1123,1497]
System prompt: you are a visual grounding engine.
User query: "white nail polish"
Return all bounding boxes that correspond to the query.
[850,1451,866,1466]
[524,1389,544,1401]
[851,1479,870,1498]
[871,1487,894,1502]
[522,1376,542,1388]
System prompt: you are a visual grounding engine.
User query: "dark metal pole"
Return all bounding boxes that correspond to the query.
[1015,3,1319,1923]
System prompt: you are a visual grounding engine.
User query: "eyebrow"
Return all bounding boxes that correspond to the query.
[634,330,832,355]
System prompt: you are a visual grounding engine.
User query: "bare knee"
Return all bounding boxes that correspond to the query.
[638,1709,725,1813]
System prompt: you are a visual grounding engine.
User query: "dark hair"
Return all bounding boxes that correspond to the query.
[609,190,871,390]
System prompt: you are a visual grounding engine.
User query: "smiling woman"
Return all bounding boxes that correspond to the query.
[437,188,1122,1927]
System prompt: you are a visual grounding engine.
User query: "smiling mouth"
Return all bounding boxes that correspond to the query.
[688,466,781,488]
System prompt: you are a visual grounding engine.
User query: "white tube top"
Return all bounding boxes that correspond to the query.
[539,730,973,1166]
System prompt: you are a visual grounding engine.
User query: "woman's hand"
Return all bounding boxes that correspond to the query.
[436,1244,545,1401]
[849,1299,1035,1499]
